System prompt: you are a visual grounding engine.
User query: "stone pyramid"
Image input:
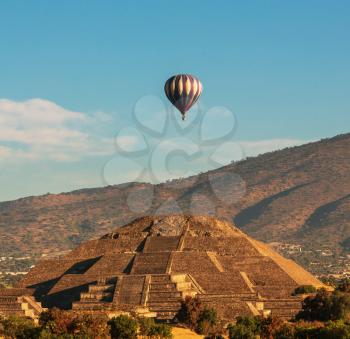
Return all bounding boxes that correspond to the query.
[2,215,325,321]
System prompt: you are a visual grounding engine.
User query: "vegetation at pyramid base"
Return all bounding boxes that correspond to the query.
[108,315,138,339]
[296,288,350,322]
[227,318,350,339]
[177,296,220,336]
[2,288,350,339]
[227,287,350,339]
[0,310,173,339]
[293,285,317,295]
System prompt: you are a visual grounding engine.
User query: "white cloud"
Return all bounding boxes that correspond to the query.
[0,146,11,158]
[0,98,85,125]
[92,111,114,123]
[116,136,140,150]
[0,98,114,162]
[0,99,308,172]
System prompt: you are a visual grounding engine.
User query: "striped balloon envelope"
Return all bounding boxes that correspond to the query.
[164,74,203,120]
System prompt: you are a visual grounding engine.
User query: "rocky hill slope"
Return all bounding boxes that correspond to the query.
[1,133,350,277]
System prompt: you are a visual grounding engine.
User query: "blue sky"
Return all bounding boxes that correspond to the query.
[0,1,349,201]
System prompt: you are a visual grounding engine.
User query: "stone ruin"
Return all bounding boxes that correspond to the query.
[0,215,326,321]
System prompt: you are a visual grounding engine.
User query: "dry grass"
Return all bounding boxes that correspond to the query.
[171,327,204,339]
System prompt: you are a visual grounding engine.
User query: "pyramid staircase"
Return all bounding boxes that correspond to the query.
[72,277,116,311]
[0,289,46,321]
[146,274,198,321]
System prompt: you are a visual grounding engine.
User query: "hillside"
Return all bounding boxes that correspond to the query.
[1,133,350,278]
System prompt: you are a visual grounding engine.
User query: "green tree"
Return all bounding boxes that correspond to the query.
[177,296,203,330]
[73,314,109,338]
[293,285,317,295]
[0,315,38,339]
[337,279,350,293]
[147,323,173,339]
[196,307,217,335]
[227,316,261,339]
[259,316,285,338]
[39,308,109,338]
[296,289,350,321]
[138,317,155,337]
[108,315,138,339]
[317,320,350,339]
[227,323,257,339]
[294,320,350,339]
[39,308,75,336]
[227,316,289,339]
[274,323,296,339]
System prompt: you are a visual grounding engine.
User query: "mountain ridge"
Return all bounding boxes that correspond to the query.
[1,132,350,278]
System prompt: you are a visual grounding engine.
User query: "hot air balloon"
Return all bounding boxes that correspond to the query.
[164,74,203,120]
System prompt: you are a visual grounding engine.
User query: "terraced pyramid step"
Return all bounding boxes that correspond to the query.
[0,294,43,320]
[72,301,112,310]
[80,292,114,302]
[148,294,182,302]
[145,274,194,320]
[144,236,181,253]
[264,300,302,309]
[269,308,301,318]
[198,293,258,301]
[0,288,34,297]
[148,302,182,310]
[131,253,171,275]
[149,283,178,291]
[0,303,23,311]
[150,275,172,283]
[0,295,20,305]
[73,278,117,310]
[115,275,146,306]
[88,284,115,293]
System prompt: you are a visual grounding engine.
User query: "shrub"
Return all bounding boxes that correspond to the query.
[296,288,350,321]
[227,323,256,339]
[39,308,75,336]
[177,297,221,335]
[196,307,217,335]
[138,317,155,337]
[227,316,262,339]
[227,316,290,339]
[147,323,172,338]
[73,314,109,338]
[39,308,109,338]
[108,315,138,339]
[0,315,38,339]
[316,320,350,339]
[293,285,317,295]
[294,320,350,339]
[227,316,350,339]
[177,296,203,330]
[274,323,296,339]
[337,279,350,293]
[137,317,172,338]
[259,316,285,338]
